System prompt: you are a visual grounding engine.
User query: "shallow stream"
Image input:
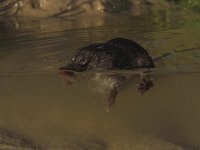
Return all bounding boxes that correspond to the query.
[0,7,200,150]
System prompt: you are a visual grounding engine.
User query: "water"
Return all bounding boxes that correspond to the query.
[0,7,200,150]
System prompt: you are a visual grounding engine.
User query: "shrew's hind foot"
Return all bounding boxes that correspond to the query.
[137,74,154,94]
[105,87,118,112]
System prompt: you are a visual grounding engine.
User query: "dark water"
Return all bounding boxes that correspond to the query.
[0,8,200,150]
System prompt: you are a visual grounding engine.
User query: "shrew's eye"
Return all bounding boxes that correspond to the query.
[80,58,89,65]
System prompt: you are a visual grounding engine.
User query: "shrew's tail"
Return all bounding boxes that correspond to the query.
[153,46,200,61]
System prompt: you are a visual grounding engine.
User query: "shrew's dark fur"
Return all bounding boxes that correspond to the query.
[65,38,155,71]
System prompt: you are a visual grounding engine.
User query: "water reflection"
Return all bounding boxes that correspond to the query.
[0,0,169,17]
